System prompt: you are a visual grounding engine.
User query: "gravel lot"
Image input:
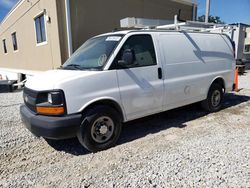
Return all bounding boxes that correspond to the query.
[1,71,250,187]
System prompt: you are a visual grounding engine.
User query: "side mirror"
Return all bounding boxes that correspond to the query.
[118,49,134,67]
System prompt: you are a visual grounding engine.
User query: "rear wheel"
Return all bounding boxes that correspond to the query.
[201,83,223,112]
[77,105,122,152]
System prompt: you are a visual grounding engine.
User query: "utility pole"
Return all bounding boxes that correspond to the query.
[205,0,210,23]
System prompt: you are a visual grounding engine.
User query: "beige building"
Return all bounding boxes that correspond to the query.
[0,0,197,71]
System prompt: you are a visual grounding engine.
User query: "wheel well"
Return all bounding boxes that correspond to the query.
[211,78,225,92]
[82,100,124,121]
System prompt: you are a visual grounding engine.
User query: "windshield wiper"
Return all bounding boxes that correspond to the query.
[62,64,84,70]
[60,64,102,71]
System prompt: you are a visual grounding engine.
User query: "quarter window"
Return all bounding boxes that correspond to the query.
[116,35,157,68]
[2,39,7,54]
[34,14,46,44]
[11,32,18,51]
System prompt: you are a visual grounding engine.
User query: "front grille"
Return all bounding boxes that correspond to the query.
[23,87,38,113]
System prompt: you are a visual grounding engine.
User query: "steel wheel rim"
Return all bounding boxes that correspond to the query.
[211,90,221,107]
[91,116,114,144]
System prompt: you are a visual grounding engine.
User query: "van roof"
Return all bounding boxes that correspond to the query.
[97,30,132,37]
[97,29,224,37]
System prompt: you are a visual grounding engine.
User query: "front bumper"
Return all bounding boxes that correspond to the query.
[20,105,82,140]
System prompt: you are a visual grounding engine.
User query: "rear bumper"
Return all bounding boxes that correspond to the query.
[20,105,82,140]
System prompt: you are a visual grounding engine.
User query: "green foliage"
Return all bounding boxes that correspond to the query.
[198,15,225,24]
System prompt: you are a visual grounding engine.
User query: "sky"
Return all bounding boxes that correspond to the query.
[197,0,250,24]
[0,0,250,24]
[0,0,18,23]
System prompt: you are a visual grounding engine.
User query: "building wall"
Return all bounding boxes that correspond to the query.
[244,27,250,59]
[55,0,69,64]
[0,0,195,71]
[245,27,250,45]
[0,0,62,71]
[70,0,194,52]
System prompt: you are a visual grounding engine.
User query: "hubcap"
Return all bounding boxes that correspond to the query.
[211,90,221,107]
[91,116,114,144]
[99,125,108,135]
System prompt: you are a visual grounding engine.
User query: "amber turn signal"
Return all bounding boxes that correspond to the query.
[36,106,65,115]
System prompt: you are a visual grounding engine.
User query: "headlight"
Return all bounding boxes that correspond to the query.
[48,93,52,104]
[47,92,63,105]
[36,90,66,116]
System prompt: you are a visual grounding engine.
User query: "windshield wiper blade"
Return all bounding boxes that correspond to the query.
[60,64,101,71]
[63,64,83,70]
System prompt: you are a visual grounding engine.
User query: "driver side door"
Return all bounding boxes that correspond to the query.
[112,34,164,121]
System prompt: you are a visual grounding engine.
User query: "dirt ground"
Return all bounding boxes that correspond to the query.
[0,71,250,187]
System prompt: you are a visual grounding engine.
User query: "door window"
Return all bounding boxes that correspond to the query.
[115,35,157,68]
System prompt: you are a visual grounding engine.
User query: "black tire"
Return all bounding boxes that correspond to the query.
[77,105,122,152]
[201,83,223,112]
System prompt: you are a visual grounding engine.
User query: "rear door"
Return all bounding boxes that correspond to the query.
[113,34,164,120]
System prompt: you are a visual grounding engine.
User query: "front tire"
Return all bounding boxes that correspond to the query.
[201,83,223,112]
[77,105,122,152]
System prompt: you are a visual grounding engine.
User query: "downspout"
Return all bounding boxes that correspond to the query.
[65,0,73,58]
[205,0,211,23]
[192,3,197,21]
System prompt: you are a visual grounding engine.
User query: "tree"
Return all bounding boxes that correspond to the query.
[198,15,225,24]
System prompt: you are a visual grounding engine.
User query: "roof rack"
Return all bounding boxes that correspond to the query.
[120,15,226,32]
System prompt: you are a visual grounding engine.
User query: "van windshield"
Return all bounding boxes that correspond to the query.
[62,35,123,70]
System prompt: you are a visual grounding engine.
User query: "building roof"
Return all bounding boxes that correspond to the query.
[171,0,197,6]
[229,23,250,27]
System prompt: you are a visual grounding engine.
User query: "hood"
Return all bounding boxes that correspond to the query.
[25,70,98,91]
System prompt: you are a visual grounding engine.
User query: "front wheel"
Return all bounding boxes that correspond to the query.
[201,83,224,112]
[77,105,122,152]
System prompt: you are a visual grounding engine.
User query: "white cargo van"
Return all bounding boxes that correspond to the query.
[20,30,235,152]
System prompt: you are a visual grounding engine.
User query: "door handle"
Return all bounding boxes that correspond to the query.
[158,67,163,79]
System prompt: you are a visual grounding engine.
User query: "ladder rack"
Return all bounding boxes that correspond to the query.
[120,16,227,33]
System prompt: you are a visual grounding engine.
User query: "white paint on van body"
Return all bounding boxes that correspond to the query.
[25,31,235,122]
[157,32,235,111]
